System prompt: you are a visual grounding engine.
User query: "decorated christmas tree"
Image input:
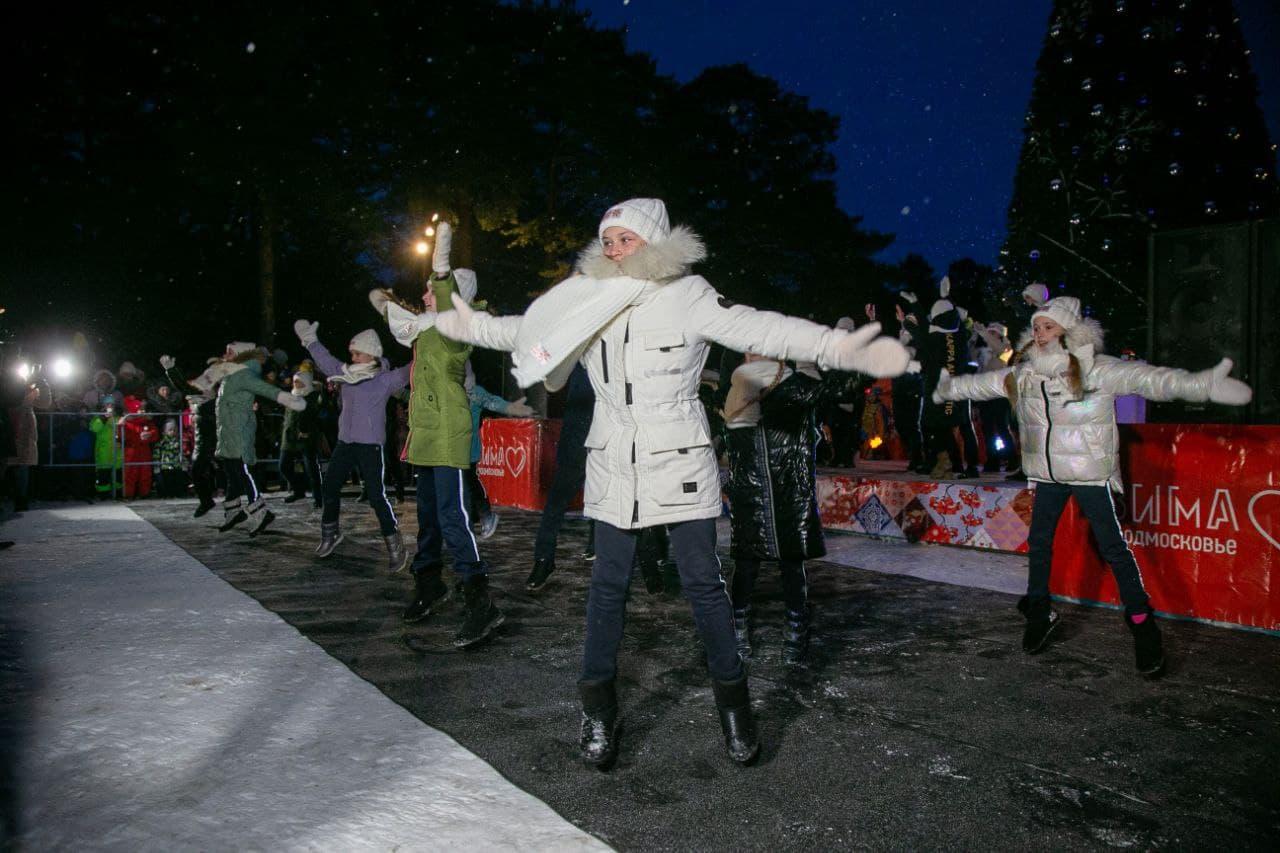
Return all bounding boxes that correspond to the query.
[997,0,1278,348]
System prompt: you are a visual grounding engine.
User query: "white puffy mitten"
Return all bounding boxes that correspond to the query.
[1206,358,1253,406]
[506,396,534,417]
[432,221,453,274]
[368,288,392,317]
[435,293,477,343]
[293,319,319,346]
[159,355,176,370]
[829,322,911,378]
[275,390,306,412]
[932,368,953,404]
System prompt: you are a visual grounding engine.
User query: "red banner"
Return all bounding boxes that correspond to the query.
[1050,425,1280,632]
[476,418,579,512]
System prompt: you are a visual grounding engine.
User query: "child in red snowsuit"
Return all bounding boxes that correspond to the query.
[122,396,159,498]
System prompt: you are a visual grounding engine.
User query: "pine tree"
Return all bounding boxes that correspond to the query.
[998,0,1278,348]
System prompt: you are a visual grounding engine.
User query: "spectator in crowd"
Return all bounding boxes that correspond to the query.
[82,369,124,412]
[465,362,534,539]
[4,370,51,512]
[89,401,122,499]
[155,419,187,498]
[121,396,159,499]
[279,370,323,508]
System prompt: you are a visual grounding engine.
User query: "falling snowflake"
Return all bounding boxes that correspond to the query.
[900,206,911,216]
[246,42,256,54]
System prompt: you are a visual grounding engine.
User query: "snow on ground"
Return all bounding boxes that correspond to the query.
[0,504,608,851]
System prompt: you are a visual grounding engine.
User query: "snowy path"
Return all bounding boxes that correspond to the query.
[0,504,608,851]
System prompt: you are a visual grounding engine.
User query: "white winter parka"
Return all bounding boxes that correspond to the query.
[937,324,1216,492]
[464,229,861,529]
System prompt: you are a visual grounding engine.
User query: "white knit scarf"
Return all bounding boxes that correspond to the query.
[329,360,383,385]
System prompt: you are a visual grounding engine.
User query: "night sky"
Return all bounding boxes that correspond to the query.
[579,0,1280,274]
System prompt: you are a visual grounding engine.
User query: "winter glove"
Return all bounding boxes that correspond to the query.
[505,396,535,417]
[828,322,911,378]
[368,288,392,317]
[159,355,176,371]
[1206,358,1253,406]
[293,319,319,347]
[932,369,953,404]
[435,293,478,343]
[432,221,453,274]
[275,390,306,412]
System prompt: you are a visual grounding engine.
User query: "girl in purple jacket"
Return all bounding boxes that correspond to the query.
[294,321,412,570]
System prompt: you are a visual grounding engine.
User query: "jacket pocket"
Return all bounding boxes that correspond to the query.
[582,419,615,506]
[642,420,714,506]
[643,330,686,352]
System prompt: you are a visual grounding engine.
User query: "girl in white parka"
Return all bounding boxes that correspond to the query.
[435,198,912,769]
[934,295,1252,677]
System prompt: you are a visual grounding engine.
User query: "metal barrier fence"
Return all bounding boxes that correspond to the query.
[33,410,287,499]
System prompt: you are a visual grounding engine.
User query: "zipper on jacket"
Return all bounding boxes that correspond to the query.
[600,341,610,384]
[759,427,781,554]
[1040,381,1058,483]
[623,316,633,405]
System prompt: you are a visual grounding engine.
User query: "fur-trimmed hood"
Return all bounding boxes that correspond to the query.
[1014,316,1105,370]
[92,369,117,392]
[576,225,706,283]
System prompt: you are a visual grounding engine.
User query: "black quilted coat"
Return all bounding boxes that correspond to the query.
[725,369,858,561]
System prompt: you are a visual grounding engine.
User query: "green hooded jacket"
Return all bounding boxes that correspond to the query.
[404,272,473,469]
[215,358,285,464]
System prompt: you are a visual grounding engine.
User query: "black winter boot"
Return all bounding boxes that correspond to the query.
[526,557,556,592]
[1018,595,1059,654]
[1125,608,1165,679]
[782,607,811,667]
[403,566,450,623]
[577,679,621,770]
[733,606,753,660]
[454,574,505,648]
[711,675,760,766]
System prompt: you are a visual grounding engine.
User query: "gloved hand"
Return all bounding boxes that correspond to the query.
[368,288,392,317]
[1206,358,1252,405]
[159,355,176,370]
[506,396,534,417]
[932,368,953,404]
[828,322,911,378]
[435,293,477,342]
[275,390,306,412]
[293,319,319,346]
[432,221,453,274]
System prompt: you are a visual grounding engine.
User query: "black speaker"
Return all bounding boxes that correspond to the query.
[1253,219,1280,424]
[1147,220,1274,424]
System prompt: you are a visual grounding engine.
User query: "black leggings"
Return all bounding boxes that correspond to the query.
[1027,481,1149,612]
[731,559,808,613]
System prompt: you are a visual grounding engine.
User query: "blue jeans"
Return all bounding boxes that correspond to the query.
[411,465,487,579]
[582,518,742,683]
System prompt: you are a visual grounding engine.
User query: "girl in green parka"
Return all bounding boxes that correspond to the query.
[88,401,122,497]
[213,343,307,536]
[371,221,503,649]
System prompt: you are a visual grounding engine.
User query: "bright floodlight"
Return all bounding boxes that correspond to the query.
[414,240,430,255]
[424,226,435,237]
[52,358,74,379]
[430,212,440,222]
[15,362,31,380]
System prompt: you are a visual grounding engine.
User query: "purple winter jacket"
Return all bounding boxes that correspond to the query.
[307,341,411,446]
